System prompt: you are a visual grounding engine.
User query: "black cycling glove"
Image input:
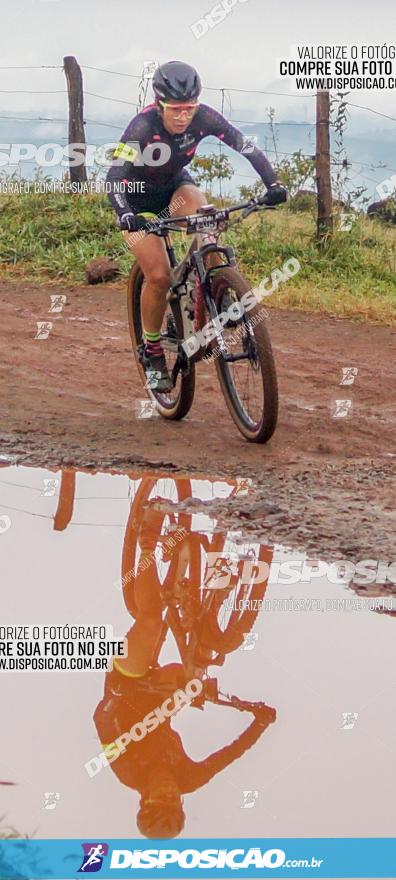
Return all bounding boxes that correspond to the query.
[259,182,288,207]
[118,212,150,232]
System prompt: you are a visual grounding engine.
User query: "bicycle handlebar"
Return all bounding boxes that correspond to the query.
[140,197,275,235]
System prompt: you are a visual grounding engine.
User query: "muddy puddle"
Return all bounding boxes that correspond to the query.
[0,465,395,841]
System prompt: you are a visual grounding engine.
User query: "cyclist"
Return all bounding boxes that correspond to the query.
[107,60,287,391]
[92,491,276,838]
[94,661,276,838]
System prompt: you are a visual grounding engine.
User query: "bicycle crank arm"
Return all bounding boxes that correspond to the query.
[221,351,251,362]
[161,337,179,353]
[170,351,191,384]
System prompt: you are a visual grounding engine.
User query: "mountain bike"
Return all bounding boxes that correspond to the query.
[121,475,272,664]
[120,476,275,725]
[127,198,278,443]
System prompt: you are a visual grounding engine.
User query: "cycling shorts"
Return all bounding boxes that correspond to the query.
[127,169,195,216]
[122,169,195,249]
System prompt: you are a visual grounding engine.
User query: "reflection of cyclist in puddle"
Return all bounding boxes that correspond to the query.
[93,499,276,839]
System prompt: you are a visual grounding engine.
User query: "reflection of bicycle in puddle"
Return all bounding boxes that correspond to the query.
[121,474,273,658]
[92,474,276,838]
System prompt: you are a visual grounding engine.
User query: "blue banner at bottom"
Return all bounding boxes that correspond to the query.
[0,838,396,879]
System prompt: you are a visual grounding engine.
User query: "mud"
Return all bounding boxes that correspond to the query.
[0,278,395,562]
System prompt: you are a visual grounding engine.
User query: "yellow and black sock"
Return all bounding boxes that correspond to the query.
[144,329,163,355]
[113,658,146,679]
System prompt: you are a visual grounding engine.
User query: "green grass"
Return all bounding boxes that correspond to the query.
[233,209,396,325]
[1,179,395,325]
[0,185,133,280]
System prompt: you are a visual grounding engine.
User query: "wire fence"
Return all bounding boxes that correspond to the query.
[1,61,395,198]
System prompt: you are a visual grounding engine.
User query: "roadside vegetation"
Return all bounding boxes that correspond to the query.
[0,163,395,325]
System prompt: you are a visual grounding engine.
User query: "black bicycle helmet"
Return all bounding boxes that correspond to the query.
[152,61,201,102]
[137,800,185,839]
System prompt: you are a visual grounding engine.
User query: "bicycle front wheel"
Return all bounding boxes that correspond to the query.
[210,267,278,443]
[197,543,272,652]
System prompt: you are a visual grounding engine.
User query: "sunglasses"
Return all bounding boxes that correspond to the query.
[158,100,199,119]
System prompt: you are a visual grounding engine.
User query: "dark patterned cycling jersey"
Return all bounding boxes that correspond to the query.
[106,102,278,218]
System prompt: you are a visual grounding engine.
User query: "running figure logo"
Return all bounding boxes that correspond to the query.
[241,789,259,808]
[240,135,258,155]
[34,321,53,340]
[78,843,108,873]
[144,370,162,390]
[340,367,358,386]
[331,399,353,419]
[204,553,237,590]
[136,399,159,419]
[49,294,66,313]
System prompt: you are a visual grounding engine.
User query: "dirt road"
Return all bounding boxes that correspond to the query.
[0,278,395,563]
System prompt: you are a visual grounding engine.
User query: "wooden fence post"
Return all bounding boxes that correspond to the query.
[63,55,87,184]
[316,90,333,243]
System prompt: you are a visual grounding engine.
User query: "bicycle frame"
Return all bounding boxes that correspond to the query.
[139,199,274,382]
[151,196,270,286]
[119,474,275,711]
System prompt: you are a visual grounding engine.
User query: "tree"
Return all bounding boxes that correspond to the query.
[189,153,233,195]
[239,149,315,201]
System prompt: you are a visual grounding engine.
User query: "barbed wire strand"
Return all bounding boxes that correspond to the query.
[0,113,394,175]
[1,63,395,118]
[1,65,395,196]
[1,62,395,124]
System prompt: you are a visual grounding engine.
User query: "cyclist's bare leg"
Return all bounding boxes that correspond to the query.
[122,183,222,338]
[169,183,207,216]
[170,184,223,269]
[116,573,164,676]
[122,230,171,336]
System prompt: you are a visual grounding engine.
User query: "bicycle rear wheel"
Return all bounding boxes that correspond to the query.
[127,263,195,420]
[210,267,278,443]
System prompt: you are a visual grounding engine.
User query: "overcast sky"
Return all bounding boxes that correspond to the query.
[1,0,395,199]
[1,0,396,125]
